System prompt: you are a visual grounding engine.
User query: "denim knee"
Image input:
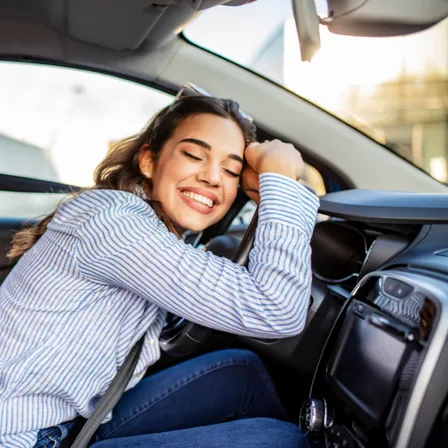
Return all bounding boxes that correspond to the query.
[207,348,272,382]
[210,348,266,369]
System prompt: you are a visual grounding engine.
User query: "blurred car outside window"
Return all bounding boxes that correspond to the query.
[0,62,173,187]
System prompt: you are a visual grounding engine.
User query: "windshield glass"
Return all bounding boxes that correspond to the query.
[185,0,448,184]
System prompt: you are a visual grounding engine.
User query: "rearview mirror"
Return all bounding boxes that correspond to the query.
[292,0,321,62]
[326,0,448,37]
[292,0,448,62]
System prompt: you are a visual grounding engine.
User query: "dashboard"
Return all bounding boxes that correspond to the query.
[170,187,448,447]
[301,270,447,448]
[242,188,448,448]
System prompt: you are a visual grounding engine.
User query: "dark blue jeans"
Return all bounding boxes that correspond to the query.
[36,349,308,447]
[34,422,75,448]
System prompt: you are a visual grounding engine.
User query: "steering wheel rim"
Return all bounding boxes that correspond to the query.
[159,206,259,356]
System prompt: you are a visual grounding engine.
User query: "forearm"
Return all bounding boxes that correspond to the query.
[77,177,319,338]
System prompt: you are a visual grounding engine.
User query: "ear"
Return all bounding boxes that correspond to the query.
[138,144,154,179]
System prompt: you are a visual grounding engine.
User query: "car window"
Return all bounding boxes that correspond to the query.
[0,192,66,220]
[0,62,174,218]
[185,1,448,185]
[232,200,257,227]
[0,61,173,186]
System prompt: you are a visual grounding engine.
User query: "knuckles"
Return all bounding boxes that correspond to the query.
[245,139,303,173]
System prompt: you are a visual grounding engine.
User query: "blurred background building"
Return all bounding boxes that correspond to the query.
[250,17,448,183]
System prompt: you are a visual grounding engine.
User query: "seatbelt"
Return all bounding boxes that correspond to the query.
[68,337,145,448]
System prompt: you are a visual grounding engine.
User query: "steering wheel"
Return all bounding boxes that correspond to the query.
[159,207,259,356]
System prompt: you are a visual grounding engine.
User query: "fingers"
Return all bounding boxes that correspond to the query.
[245,139,304,181]
[246,141,260,149]
[245,140,269,148]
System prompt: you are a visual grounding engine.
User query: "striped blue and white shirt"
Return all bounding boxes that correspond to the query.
[0,173,319,447]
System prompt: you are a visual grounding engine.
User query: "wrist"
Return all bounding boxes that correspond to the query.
[259,162,298,181]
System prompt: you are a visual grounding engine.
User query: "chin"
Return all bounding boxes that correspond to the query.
[177,213,222,233]
[180,220,210,233]
[170,206,228,233]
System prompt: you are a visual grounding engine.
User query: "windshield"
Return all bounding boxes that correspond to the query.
[185,0,448,184]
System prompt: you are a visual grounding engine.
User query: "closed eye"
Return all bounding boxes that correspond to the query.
[183,150,239,177]
[224,169,240,178]
[182,151,202,161]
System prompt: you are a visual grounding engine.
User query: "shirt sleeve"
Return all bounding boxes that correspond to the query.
[75,173,320,338]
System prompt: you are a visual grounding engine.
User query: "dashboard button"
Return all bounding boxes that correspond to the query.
[356,304,365,314]
[384,278,414,298]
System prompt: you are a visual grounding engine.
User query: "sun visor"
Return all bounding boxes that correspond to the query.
[67,0,248,51]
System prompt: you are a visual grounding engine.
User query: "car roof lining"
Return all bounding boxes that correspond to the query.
[0,16,180,82]
[0,0,233,52]
[0,0,208,82]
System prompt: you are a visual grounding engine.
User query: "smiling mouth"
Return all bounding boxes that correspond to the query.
[179,189,218,215]
[180,190,214,208]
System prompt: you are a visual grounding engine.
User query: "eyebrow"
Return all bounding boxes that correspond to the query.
[178,138,244,164]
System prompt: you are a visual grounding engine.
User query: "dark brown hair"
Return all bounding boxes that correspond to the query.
[7,95,257,259]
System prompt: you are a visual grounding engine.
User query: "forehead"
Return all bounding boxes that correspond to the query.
[171,114,246,156]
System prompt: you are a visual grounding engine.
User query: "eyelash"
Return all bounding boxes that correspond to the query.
[182,151,240,178]
[225,170,240,178]
[183,151,202,161]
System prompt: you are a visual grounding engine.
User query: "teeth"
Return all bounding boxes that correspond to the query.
[181,191,214,208]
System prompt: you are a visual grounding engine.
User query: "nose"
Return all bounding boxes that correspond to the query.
[197,161,221,187]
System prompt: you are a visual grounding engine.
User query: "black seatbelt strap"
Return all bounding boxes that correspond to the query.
[69,337,145,448]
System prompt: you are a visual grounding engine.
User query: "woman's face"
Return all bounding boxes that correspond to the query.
[139,113,246,233]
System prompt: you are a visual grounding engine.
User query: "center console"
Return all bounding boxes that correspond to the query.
[299,270,448,448]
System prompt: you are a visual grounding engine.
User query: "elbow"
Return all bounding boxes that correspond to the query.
[263,313,307,339]
[277,317,306,338]
[249,278,312,339]
[287,316,307,337]
[274,276,312,337]
[265,288,311,338]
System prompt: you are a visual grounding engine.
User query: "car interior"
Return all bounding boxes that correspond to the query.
[1,1,448,447]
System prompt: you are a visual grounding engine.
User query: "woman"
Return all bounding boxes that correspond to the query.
[0,93,319,448]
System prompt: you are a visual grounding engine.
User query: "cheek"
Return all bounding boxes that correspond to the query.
[150,160,180,196]
[222,180,239,208]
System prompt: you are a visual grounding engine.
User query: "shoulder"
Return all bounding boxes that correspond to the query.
[79,189,170,246]
[78,188,151,210]
[51,189,160,234]
[73,190,171,260]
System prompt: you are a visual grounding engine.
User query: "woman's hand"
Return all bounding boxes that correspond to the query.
[245,140,304,180]
[241,140,305,203]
